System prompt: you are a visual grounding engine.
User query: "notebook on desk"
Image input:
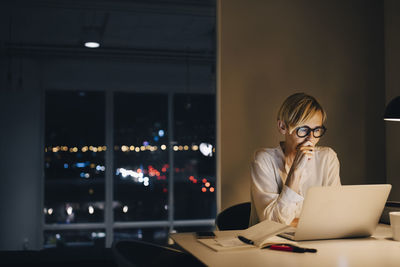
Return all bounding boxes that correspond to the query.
[279,184,391,241]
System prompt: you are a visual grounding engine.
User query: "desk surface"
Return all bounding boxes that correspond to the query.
[171,224,400,267]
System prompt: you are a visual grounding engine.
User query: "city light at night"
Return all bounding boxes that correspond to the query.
[45,143,215,157]
[199,143,213,157]
[66,206,73,215]
[123,206,128,213]
[88,206,94,214]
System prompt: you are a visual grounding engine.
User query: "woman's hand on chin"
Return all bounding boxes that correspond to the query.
[285,140,314,193]
[293,140,315,171]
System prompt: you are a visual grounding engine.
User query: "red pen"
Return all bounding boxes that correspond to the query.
[267,244,317,253]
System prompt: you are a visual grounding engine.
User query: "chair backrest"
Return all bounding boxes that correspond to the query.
[380,201,400,224]
[215,202,251,230]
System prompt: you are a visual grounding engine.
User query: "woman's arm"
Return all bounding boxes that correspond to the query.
[326,148,341,186]
[285,140,315,193]
[250,151,303,225]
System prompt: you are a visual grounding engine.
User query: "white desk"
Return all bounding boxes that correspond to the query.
[170,224,400,267]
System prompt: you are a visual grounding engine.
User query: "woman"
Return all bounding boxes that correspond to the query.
[249,93,341,227]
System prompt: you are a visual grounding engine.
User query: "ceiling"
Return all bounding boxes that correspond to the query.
[1,0,216,59]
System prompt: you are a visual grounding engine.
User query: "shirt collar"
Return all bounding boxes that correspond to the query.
[277,142,291,174]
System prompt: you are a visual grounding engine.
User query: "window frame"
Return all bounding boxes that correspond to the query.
[42,90,216,248]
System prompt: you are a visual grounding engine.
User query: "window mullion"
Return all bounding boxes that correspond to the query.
[168,93,174,232]
[105,91,114,247]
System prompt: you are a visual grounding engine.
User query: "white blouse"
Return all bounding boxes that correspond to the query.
[249,144,341,226]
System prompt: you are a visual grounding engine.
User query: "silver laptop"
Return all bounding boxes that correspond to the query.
[279,184,391,241]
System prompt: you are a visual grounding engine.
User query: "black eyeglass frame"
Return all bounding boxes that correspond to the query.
[295,125,327,138]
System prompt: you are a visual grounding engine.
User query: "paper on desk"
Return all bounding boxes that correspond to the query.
[197,234,296,252]
[240,219,292,248]
[215,236,248,247]
[197,237,252,252]
[258,235,298,247]
[197,220,293,251]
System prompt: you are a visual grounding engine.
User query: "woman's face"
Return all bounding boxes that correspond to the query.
[283,111,324,150]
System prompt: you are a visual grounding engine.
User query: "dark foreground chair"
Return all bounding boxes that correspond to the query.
[215,202,251,230]
[0,247,116,267]
[112,240,204,267]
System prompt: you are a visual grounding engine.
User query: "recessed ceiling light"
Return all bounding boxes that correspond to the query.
[84,42,100,48]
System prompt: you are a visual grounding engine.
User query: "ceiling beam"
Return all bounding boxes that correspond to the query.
[5,42,215,63]
[3,0,216,17]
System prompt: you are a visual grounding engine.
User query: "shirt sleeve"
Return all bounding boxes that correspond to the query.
[325,148,341,186]
[250,150,304,225]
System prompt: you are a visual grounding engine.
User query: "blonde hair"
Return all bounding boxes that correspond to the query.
[277,93,326,133]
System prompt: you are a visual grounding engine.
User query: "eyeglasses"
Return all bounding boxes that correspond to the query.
[295,126,326,138]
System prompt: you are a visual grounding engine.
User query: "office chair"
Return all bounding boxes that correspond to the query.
[380,201,400,224]
[215,202,251,230]
[112,239,204,267]
[215,200,397,230]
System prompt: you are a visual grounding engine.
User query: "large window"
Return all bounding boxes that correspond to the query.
[45,91,106,225]
[173,94,216,220]
[114,93,169,222]
[44,91,216,247]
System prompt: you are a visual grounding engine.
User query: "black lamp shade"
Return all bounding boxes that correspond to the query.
[384,96,400,121]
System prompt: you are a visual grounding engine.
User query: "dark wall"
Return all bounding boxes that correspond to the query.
[0,89,43,250]
[385,0,400,201]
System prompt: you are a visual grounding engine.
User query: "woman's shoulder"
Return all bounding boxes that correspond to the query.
[253,146,282,162]
[315,146,338,158]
